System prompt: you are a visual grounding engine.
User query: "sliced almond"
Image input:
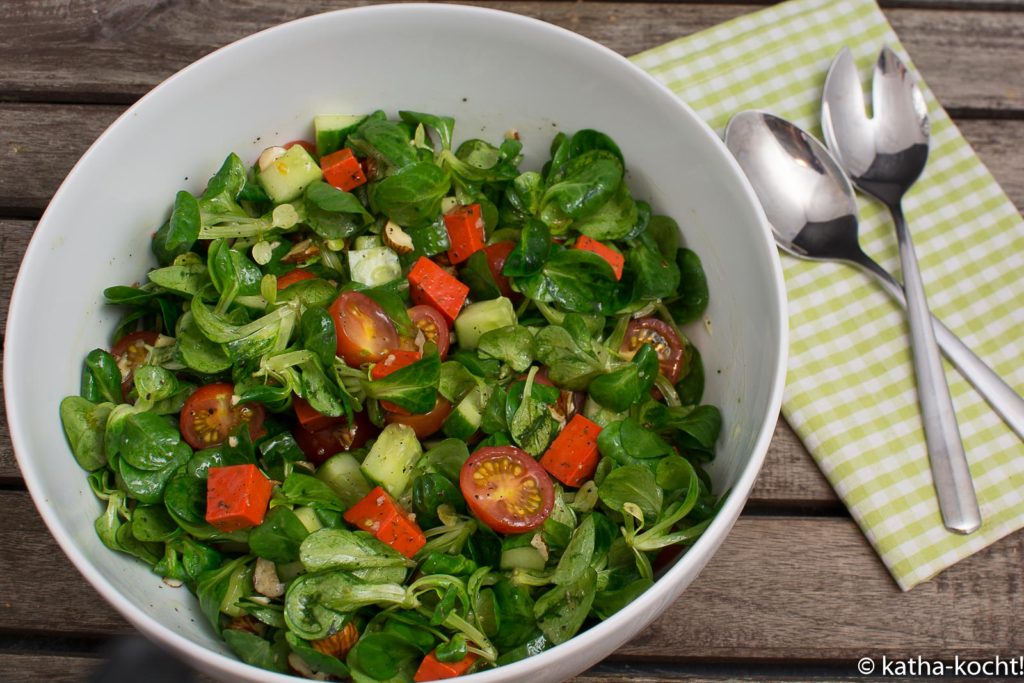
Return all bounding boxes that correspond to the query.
[253,557,285,598]
[282,238,320,264]
[383,220,415,254]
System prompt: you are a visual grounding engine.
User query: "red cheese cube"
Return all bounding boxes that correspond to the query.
[443,204,486,264]
[539,414,602,487]
[320,148,367,192]
[205,464,274,532]
[408,256,469,325]
[343,486,426,558]
[573,235,625,280]
[414,651,478,681]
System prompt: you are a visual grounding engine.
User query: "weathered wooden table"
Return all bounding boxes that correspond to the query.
[1,1,1021,681]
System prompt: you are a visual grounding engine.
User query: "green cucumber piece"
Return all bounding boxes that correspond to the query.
[454,297,516,351]
[348,246,401,287]
[443,384,493,440]
[258,145,323,203]
[500,545,546,571]
[360,423,423,498]
[316,453,373,508]
[292,506,324,534]
[353,235,382,250]
[314,114,366,156]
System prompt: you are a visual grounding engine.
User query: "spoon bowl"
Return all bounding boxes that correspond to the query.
[821,47,980,534]
[725,107,1024,534]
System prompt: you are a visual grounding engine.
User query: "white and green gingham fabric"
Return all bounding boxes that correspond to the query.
[632,0,1024,590]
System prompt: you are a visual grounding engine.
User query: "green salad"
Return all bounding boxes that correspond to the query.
[59,110,720,681]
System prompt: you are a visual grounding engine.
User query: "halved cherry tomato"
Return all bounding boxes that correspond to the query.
[620,317,686,384]
[111,330,159,396]
[384,396,453,439]
[180,383,266,450]
[276,269,317,290]
[483,240,517,299]
[329,291,399,368]
[293,411,376,465]
[459,446,554,534]
[406,305,450,359]
[283,139,317,156]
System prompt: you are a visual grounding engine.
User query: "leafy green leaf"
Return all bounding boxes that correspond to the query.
[400,110,455,151]
[249,506,310,564]
[119,412,188,471]
[223,630,288,673]
[598,464,662,522]
[627,238,681,301]
[477,325,536,373]
[540,150,623,230]
[667,247,710,324]
[363,351,440,414]
[303,181,373,240]
[533,325,605,390]
[83,349,122,405]
[503,218,550,278]
[533,566,597,645]
[516,249,622,313]
[59,397,114,471]
[573,181,637,241]
[369,162,451,228]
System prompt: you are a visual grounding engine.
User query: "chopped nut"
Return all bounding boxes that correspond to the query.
[288,653,330,680]
[282,238,320,264]
[530,532,549,562]
[253,557,285,598]
[226,615,264,635]
[312,621,360,659]
[382,220,415,254]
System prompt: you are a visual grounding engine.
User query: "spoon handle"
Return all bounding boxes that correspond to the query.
[889,202,981,534]
[852,254,1024,443]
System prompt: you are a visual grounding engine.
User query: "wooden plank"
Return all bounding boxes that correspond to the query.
[0,654,103,683]
[0,105,122,214]
[1,490,1021,660]
[0,3,1021,113]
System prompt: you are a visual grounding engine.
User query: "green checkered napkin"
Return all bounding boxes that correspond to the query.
[632,0,1024,590]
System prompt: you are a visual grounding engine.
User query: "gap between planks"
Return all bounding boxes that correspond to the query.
[0,3,1021,114]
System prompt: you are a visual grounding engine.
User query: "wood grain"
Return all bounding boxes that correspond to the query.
[2,490,1021,661]
[0,3,1021,113]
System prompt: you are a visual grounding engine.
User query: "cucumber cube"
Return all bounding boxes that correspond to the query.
[258,145,322,203]
[454,297,517,351]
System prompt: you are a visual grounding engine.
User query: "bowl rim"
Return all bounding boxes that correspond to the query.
[5,3,788,681]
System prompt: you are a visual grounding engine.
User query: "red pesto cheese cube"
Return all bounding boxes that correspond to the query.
[205,464,273,532]
[408,256,469,325]
[573,235,625,280]
[443,204,486,264]
[413,651,479,682]
[343,486,426,558]
[539,414,602,487]
[370,349,422,380]
[320,148,367,192]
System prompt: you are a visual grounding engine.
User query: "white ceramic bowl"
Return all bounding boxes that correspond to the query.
[5,4,786,682]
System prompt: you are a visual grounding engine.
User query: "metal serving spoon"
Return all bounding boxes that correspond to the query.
[821,47,979,533]
[725,110,986,535]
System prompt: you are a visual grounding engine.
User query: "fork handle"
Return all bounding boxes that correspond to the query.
[890,202,981,534]
[852,254,1024,443]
